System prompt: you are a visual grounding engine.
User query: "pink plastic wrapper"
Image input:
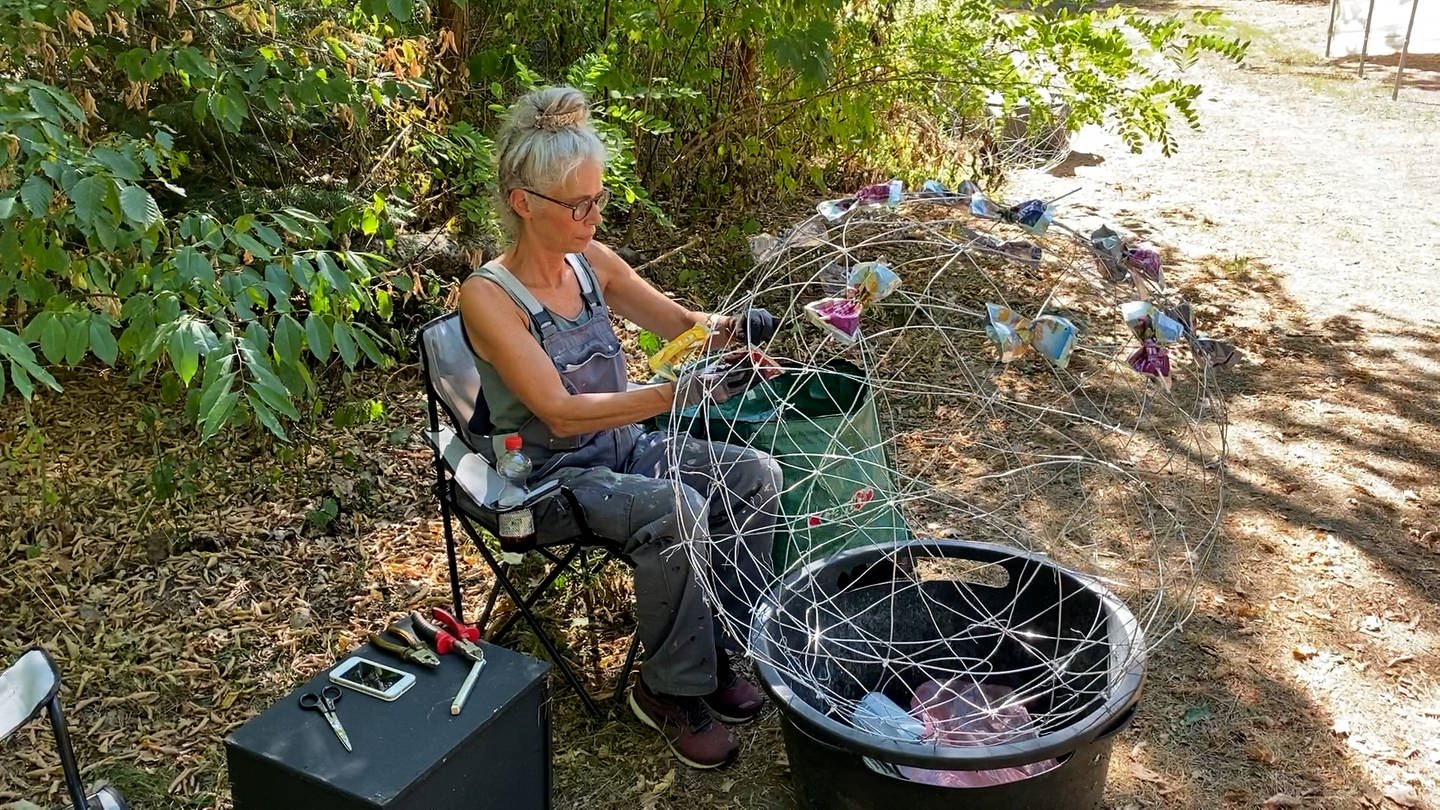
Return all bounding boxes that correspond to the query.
[896,679,1059,788]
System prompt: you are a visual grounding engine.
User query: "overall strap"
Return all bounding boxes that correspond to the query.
[473,260,559,341]
[566,253,605,311]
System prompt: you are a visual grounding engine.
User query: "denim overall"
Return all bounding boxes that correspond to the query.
[469,254,781,697]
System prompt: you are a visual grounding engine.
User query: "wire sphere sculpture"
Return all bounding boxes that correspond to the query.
[661,184,1228,757]
[946,92,1074,174]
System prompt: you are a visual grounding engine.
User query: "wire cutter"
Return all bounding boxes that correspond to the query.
[368,622,440,668]
[411,608,486,715]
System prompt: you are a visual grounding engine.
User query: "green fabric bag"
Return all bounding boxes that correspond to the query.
[655,359,911,573]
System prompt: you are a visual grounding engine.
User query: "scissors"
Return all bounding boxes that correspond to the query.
[299,685,353,752]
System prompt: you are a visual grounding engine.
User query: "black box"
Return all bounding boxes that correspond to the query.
[225,634,551,810]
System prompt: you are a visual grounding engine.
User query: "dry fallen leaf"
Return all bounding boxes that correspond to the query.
[1292,644,1319,661]
[1263,794,1302,809]
[1129,761,1167,784]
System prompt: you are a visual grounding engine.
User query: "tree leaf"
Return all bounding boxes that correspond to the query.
[38,314,66,364]
[199,368,236,418]
[231,230,272,260]
[120,186,162,229]
[273,314,303,366]
[332,320,358,368]
[305,312,332,361]
[245,391,288,440]
[21,175,52,218]
[69,176,111,228]
[353,325,386,364]
[174,246,214,286]
[199,385,238,442]
[251,378,300,420]
[11,364,33,399]
[168,324,201,384]
[89,315,118,366]
[315,252,348,294]
[63,314,89,367]
[387,0,412,22]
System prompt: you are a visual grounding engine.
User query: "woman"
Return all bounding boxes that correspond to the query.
[458,85,782,770]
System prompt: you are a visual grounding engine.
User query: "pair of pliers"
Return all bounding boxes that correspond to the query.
[369,622,441,668]
[411,608,486,715]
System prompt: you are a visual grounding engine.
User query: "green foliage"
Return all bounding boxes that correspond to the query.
[452,0,1247,204]
[0,0,434,439]
[1,0,1246,441]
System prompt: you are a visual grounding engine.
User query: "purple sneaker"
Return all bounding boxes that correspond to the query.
[703,650,766,724]
[629,680,738,769]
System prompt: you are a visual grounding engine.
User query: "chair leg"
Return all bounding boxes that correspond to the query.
[487,546,584,644]
[475,574,504,637]
[436,486,466,625]
[611,633,642,712]
[464,530,603,719]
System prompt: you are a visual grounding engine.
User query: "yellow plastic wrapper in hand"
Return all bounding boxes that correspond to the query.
[648,323,710,381]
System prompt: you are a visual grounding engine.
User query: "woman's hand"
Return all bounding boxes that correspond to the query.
[722,308,778,345]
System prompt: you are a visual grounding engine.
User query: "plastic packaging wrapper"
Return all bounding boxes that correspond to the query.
[894,678,1060,788]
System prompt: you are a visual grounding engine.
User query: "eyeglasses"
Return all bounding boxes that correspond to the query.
[523,187,611,221]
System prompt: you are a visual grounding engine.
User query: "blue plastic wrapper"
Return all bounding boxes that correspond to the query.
[1030,315,1077,368]
[1008,199,1053,235]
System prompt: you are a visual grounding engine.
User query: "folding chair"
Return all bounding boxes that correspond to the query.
[416,312,641,718]
[1,647,129,810]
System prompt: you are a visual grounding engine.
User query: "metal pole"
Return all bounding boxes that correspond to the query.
[1358,0,1378,77]
[1326,0,1340,57]
[1393,0,1421,99]
[46,699,91,810]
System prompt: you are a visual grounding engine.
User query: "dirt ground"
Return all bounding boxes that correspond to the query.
[3,1,1439,808]
[1003,1,1440,807]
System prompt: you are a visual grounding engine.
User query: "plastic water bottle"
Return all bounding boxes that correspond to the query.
[495,435,534,550]
[850,692,926,740]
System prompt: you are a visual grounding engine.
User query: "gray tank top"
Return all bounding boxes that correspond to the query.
[463,253,629,477]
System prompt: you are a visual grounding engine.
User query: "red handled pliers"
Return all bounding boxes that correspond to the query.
[411,608,486,715]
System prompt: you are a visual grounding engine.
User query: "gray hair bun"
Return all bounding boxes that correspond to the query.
[519,86,591,132]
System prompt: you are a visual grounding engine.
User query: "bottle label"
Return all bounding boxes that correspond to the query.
[498,508,534,541]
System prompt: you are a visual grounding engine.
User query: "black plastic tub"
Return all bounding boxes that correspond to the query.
[750,539,1146,810]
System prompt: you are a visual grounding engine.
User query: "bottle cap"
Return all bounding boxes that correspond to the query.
[504,435,523,451]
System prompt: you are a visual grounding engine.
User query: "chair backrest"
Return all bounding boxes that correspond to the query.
[417,313,486,451]
[0,647,61,742]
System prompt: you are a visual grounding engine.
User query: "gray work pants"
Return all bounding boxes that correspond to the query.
[534,427,782,697]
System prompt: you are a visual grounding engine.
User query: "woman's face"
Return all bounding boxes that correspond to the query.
[516,159,604,251]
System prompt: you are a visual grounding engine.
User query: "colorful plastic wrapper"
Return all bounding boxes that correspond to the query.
[895,679,1060,788]
[920,179,950,196]
[969,193,1002,219]
[1128,339,1171,381]
[854,179,904,207]
[1029,315,1078,368]
[984,303,1031,363]
[1124,245,1163,284]
[985,304,1077,367]
[1121,300,1185,344]
[1091,225,1128,282]
[1008,199,1053,235]
[816,197,858,221]
[803,297,862,344]
[848,261,900,305]
[1167,300,1241,368]
[750,220,830,263]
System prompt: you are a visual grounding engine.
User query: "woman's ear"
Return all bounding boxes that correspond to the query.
[508,187,532,220]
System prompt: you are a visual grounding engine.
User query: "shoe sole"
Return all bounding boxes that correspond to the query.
[628,689,734,770]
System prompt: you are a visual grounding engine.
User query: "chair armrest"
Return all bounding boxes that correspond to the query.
[425,426,561,511]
